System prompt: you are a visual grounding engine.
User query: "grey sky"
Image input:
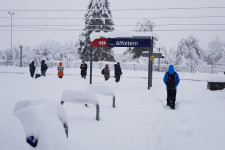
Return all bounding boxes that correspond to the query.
[1,0,225,50]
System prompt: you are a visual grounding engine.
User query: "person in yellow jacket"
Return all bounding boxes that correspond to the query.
[57,62,64,79]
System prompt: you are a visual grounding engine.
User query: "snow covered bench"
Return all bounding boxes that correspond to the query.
[87,84,116,108]
[61,90,100,121]
[207,75,225,90]
[14,100,68,149]
[0,114,30,150]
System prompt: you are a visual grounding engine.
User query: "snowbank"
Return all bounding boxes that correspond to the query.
[62,90,99,105]
[87,84,115,97]
[0,114,29,150]
[14,100,68,150]
[207,75,225,82]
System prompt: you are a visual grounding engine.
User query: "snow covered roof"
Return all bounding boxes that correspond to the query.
[90,31,157,41]
[62,90,99,105]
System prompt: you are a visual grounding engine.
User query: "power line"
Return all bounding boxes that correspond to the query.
[1,29,225,32]
[2,24,225,27]
[1,6,225,12]
[1,16,225,20]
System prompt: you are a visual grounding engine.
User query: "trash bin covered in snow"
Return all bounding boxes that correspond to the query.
[207,75,225,90]
[14,100,68,150]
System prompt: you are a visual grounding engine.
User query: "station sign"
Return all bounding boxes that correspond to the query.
[90,38,151,47]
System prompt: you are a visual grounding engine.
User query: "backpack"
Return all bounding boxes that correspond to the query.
[101,69,105,75]
[166,72,176,89]
[58,66,64,73]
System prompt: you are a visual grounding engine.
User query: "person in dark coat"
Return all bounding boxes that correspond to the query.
[114,62,122,82]
[163,65,180,109]
[29,61,36,78]
[103,64,110,81]
[41,60,48,76]
[80,60,87,79]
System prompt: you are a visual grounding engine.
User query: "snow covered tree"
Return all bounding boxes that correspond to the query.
[134,19,155,33]
[126,19,155,59]
[77,0,115,61]
[175,35,204,71]
[205,38,225,65]
[61,41,79,62]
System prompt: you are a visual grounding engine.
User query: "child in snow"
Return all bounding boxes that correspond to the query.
[102,64,110,81]
[163,65,180,109]
[57,62,64,79]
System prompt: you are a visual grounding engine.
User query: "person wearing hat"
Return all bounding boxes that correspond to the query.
[57,62,64,79]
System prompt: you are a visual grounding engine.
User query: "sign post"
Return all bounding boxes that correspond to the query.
[89,47,93,84]
[19,45,22,67]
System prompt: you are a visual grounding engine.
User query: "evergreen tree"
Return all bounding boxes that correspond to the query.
[77,0,115,61]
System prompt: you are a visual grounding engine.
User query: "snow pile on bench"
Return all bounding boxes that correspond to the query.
[14,100,68,150]
[0,114,29,150]
[14,100,68,125]
[62,90,99,105]
[207,75,225,82]
[87,84,115,97]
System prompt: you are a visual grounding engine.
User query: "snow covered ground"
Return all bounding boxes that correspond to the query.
[0,66,225,150]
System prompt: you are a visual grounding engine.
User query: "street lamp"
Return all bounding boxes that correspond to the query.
[8,12,15,52]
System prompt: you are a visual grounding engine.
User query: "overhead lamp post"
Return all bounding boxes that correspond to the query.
[8,12,15,52]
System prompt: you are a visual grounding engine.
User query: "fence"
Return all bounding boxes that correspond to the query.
[0,60,225,74]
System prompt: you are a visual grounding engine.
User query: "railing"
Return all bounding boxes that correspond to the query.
[0,60,225,74]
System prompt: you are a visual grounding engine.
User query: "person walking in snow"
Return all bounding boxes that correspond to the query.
[114,62,122,82]
[163,65,180,109]
[102,64,110,81]
[80,60,87,79]
[29,61,36,78]
[57,62,64,79]
[41,60,48,77]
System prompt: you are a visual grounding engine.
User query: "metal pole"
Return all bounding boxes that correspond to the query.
[8,12,15,53]
[19,45,22,67]
[11,14,12,52]
[90,47,93,84]
[150,37,154,87]
[158,58,160,72]
[148,46,151,90]
[113,96,116,108]
[96,104,100,121]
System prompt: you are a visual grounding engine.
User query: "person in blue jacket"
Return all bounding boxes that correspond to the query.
[163,65,180,109]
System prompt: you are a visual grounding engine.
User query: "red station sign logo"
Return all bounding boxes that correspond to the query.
[90,38,108,47]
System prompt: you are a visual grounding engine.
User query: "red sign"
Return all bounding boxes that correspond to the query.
[90,38,108,47]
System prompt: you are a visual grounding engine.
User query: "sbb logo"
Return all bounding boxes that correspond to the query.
[90,38,108,47]
[99,41,106,46]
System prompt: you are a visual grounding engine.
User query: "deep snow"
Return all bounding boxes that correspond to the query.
[0,66,225,150]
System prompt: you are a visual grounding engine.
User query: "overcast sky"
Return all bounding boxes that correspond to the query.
[1,0,225,50]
